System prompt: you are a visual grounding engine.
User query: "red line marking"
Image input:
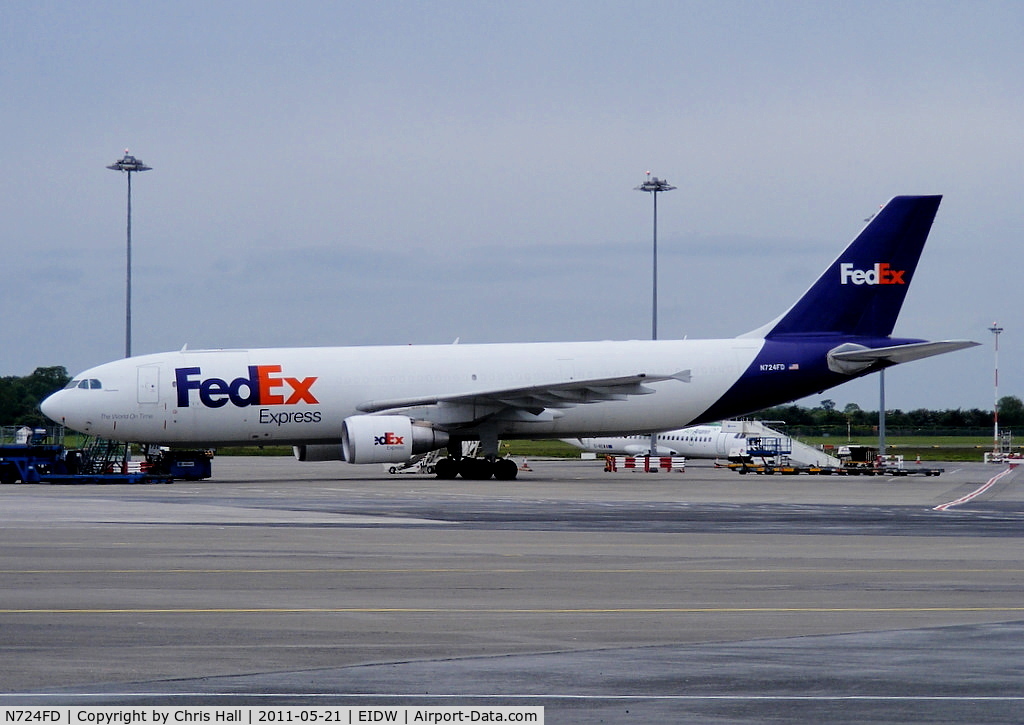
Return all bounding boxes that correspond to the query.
[934,465,1018,511]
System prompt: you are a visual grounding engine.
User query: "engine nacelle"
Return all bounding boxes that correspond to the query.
[293,444,345,462]
[341,415,449,464]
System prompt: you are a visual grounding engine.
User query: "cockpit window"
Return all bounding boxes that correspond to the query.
[64,379,102,390]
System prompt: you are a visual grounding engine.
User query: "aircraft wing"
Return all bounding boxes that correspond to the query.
[356,370,691,427]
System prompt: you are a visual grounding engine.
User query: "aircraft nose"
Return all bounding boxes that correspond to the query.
[40,390,66,424]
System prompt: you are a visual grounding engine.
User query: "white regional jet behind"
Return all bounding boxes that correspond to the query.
[565,423,746,459]
[42,196,977,480]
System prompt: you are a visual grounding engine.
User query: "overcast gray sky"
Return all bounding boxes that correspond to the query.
[2,1,1020,412]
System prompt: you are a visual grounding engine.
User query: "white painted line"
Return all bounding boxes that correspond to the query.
[934,465,1018,511]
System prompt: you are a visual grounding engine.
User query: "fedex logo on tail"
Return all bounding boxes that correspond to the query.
[839,262,906,285]
[175,365,319,408]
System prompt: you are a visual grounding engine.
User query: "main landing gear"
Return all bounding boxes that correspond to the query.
[434,456,518,480]
[434,434,519,480]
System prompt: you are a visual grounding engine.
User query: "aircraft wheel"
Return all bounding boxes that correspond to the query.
[459,458,494,480]
[435,457,459,480]
[494,458,519,481]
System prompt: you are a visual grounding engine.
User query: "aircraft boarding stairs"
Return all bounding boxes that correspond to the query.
[76,437,133,474]
[726,420,841,468]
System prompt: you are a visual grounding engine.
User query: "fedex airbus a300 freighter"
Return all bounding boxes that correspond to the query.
[42,196,977,480]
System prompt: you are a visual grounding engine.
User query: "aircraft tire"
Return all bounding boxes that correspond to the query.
[434,457,459,480]
[458,458,494,480]
[494,458,518,480]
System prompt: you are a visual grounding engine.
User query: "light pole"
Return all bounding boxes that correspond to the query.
[635,172,676,461]
[878,369,886,461]
[989,322,1003,453]
[107,150,152,358]
[634,172,676,340]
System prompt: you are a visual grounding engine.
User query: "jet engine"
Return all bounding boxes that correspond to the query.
[341,415,449,464]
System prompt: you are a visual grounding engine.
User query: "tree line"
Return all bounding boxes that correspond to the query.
[753,396,1022,438]
[1,367,71,428]
[1,366,1021,436]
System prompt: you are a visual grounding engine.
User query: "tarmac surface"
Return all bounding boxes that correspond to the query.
[1,455,1023,722]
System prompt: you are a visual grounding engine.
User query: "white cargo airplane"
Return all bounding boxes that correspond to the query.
[42,196,977,480]
[565,423,746,459]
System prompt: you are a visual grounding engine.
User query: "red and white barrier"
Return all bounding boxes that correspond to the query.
[604,455,686,473]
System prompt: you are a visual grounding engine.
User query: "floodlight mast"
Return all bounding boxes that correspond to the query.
[989,322,1003,453]
[635,171,676,461]
[634,172,676,340]
[107,150,152,358]
[878,370,886,459]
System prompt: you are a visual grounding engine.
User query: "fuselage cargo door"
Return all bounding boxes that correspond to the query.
[138,364,160,404]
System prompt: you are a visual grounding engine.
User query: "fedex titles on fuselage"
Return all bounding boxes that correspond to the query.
[175,365,322,425]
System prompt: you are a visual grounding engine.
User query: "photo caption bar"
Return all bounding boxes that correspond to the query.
[0,708,543,725]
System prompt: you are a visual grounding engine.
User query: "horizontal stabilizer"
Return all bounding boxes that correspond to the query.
[827,340,979,374]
